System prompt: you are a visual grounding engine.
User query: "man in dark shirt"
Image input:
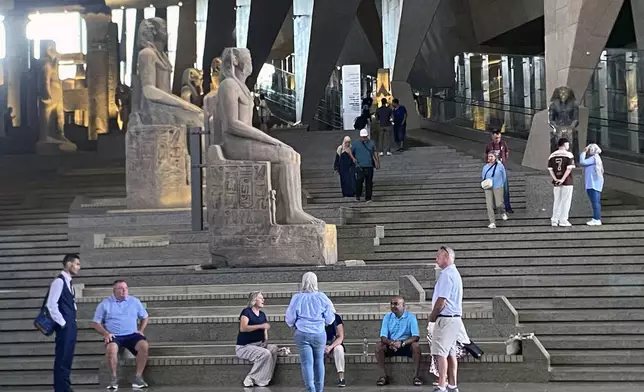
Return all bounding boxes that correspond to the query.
[547,138,575,227]
[392,98,407,152]
[377,98,394,156]
[484,130,513,213]
[351,129,379,203]
[325,313,346,387]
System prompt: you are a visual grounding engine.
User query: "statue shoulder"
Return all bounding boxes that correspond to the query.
[138,47,159,63]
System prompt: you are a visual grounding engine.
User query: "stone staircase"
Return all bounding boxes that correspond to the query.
[0,128,642,388]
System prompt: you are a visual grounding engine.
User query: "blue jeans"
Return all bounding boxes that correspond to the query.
[503,176,511,211]
[586,189,602,220]
[294,330,326,392]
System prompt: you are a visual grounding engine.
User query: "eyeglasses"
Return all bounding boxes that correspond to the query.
[390,301,401,305]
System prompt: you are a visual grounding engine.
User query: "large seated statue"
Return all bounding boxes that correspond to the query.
[125,17,203,209]
[205,47,336,267]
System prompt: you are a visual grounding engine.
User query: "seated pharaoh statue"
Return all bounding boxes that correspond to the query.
[209,47,320,225]
[130,17,202,127]
[125,17,202,209]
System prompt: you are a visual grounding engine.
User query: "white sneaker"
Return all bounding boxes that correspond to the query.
[586,219,602,226]
[558,221,572,227]
[501,213,508,221]
[379,152,384,156]
[488,223,496,229]
[551,220,558,227]
[386,151,392,156]
[243,376,254,387]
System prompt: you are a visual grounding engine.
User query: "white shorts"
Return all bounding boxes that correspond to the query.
[430,317,466,357]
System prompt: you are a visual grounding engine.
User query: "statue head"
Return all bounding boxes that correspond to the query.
[138,17,168,51]
[551,86,576,104]
[42,40,58,61]
[182,68,204,94]
[221,48,253,82]
[211,57,222,80]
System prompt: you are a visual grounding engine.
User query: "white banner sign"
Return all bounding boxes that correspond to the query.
[342,64,362,130]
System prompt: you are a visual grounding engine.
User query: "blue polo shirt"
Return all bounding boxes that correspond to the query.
[380,310,420,341]
[93,296,149,336]
[393,105,407,126]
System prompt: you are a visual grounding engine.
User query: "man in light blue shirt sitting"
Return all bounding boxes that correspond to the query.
[92,280,149,390]
[375,296,422,386]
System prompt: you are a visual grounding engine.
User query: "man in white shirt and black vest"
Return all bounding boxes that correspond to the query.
[46,254,81,392]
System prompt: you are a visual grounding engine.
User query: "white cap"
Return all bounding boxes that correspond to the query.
[359,129,368,137]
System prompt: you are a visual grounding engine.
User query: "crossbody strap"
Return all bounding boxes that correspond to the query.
[40,275,64,312]
[484,163,498,179]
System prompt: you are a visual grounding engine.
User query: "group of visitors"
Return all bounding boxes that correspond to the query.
[480,131,604,228]
[334,96,408,202]
[45,254,150,391]
[45,247,468,392]
[236,246,468,392]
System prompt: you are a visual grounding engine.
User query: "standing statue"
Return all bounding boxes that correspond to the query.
[130,17,202,127]
[37,41,77,153]
[180,68,204,107]
[116,83,132,131]
[204,57,222,139]
[211,47,320,225]
[548,86,579,157]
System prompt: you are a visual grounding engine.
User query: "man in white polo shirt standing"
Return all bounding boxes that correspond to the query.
[429,246,464,392]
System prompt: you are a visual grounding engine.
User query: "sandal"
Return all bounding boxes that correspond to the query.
[413,376,423,386]
[376,376,389,386]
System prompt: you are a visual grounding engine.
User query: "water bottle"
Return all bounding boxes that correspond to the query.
[363,338,369,357]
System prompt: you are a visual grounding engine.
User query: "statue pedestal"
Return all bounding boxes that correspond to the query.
[125,124,191,209]
[522,107,588,170]
[206,146,337,268]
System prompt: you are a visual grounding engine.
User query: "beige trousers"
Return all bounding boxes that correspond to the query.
[484,187,505,223]
[235,342,278,386]
[329,344,345,373]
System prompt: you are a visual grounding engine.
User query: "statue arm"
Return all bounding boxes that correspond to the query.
[547,104,557,131]
[139,50,201,113]
[41,63,53,102]
[571,104,579,128]
[220,84,286,146]
[180,86,192,102]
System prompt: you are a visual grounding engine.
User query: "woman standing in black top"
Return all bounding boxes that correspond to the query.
[235,291,278,387]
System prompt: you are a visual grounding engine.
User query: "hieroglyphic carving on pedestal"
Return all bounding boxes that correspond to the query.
[126,125,191,209]
[208,161,272,234]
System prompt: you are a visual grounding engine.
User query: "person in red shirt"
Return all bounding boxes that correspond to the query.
[484,130,513,213]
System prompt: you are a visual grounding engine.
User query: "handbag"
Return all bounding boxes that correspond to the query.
[462,340,484,359]
[480,163,498,190]
[33,277,62,336]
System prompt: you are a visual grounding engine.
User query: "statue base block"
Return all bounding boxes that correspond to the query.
[206,151,337,268]
[126,124,191,209]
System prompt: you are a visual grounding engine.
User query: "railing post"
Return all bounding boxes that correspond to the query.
[188,126,204,231]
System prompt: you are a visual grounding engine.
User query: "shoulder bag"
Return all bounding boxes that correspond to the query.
[34,276,62,336]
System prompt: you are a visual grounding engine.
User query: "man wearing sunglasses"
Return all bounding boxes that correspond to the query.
[429,246,464,392]
[375,296,422,386]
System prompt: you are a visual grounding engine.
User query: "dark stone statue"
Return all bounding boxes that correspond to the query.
[548,86,579,157]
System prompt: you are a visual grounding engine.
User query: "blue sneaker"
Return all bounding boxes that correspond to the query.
[337,378,346,388]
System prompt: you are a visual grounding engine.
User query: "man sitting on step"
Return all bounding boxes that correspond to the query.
[92,280,150,390]
[375,296,423,386]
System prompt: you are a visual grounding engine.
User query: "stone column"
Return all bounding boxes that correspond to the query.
[522,0,623,170]
[4,11,29,128]
[83,11,113,140]
[381,0,440,131]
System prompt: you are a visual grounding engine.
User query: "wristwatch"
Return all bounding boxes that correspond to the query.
[400,341,406,347]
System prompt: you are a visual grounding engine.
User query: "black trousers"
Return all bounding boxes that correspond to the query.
[54,322,77,392]
[355,167,374,201]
